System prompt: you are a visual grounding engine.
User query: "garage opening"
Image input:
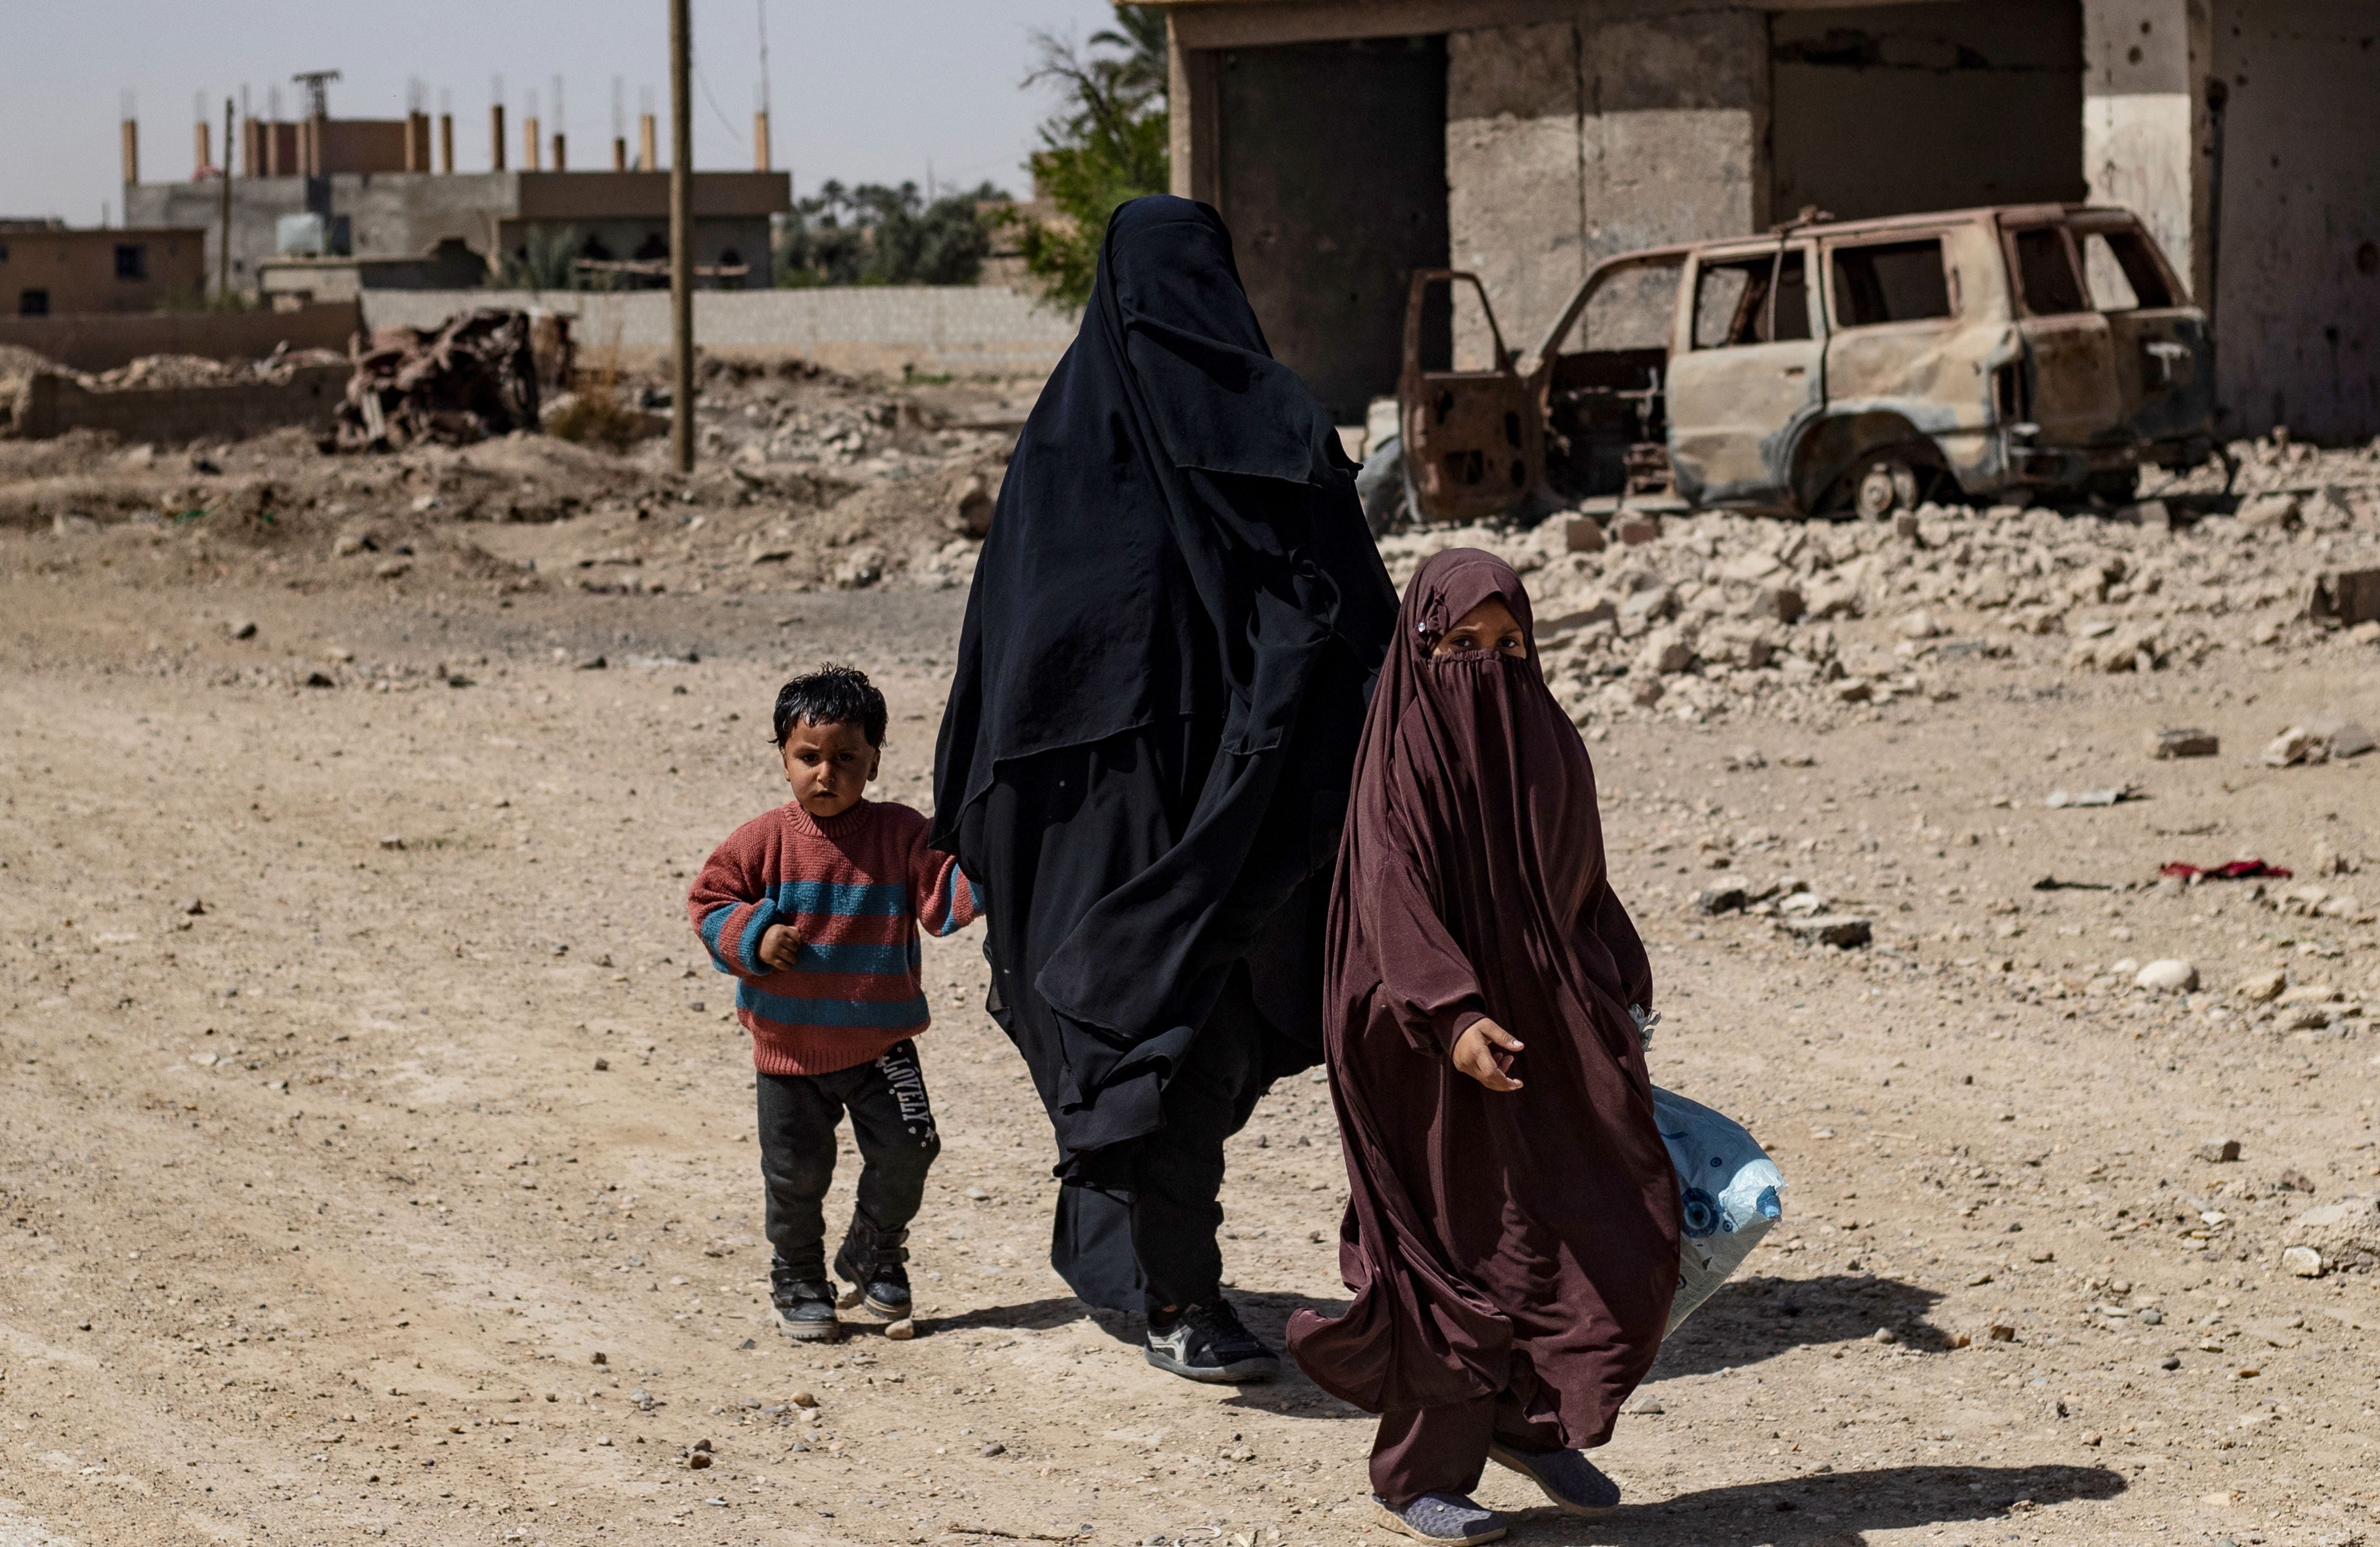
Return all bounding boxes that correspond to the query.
[1770,0,2085,224]
[1214,34,1448,422]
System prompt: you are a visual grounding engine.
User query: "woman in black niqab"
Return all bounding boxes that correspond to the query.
[932,196,1396,1368]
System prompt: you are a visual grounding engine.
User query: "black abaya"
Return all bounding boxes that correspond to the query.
[931,196,1395,1307]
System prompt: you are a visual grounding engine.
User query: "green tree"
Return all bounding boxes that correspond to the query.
[777,179,1006,287]
[1010,4,1169,308]
[503,224,582,291]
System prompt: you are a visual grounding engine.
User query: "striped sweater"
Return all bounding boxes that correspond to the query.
[687,798,982,1076]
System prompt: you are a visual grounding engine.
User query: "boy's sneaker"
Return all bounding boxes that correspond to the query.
[1142,1298,1279,1383]
[832,1215,912,1321]
[1370,1493,1506,1546]
[1485,1443,1621,1516]
[769,1263,842,1343]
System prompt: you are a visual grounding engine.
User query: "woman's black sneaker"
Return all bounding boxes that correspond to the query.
[1143,1298,1279,1383]
[832,1215,913,1321]
[770,1262,842,1343]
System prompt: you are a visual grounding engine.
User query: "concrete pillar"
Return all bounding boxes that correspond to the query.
[2087,0,2379,436]
[121,118,140,185]
[2081,0,2208,300]
[525,116,542,172]
[1166,13,1220,206]
[439,113,455,173]
[639,114,658,173]
[194,119,212,179]
[490,104,507,171]
[1446,7,1767,361]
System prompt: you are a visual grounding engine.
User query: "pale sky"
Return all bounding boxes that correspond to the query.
[1,0,1126,223]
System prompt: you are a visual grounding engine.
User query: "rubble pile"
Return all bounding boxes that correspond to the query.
[78,347,348,392]
[1380,437,2380,728]
[328,310,543,452]
[681,354,1025,484]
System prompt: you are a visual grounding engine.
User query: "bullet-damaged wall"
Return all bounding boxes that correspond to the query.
[2205,0,2379,441]
[2082,0,2203,293]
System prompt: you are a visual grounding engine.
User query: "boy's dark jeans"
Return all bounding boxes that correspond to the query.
[757,1039,939,1281]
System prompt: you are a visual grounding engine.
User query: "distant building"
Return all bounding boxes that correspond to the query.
[121,90,791,296]
[0,221,207,315]
[1152,0,2379,438]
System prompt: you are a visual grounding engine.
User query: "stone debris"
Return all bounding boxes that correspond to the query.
[2046,786,2138,809]
[1779,915,1873,949]
[1694,884,1750,917]
[2266,719,2377,766]
[2147,727,2219,759]
[2321,718,2377,759]
[2287,1197,2380,1272]
[1370,457,2380,729]
[2306,567,2380,627]
[2133,959,2198,993]
[2234,970,2288,1003]
[2196,1137,2242,1163]
[2281,1246,2324,1278]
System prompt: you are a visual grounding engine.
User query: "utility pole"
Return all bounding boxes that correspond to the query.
[669,0,695,474]
[753,1,772,172]
[219,98,235,302]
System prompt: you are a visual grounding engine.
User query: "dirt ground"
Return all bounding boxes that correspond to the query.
[2,434,2378,1547]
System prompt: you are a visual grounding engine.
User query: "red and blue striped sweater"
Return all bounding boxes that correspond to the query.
[686,798,982,1076]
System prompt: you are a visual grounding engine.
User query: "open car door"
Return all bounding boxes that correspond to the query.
[1399,271,1542,524]
[2064,210,2213,451]
[1998,214,2123,447]
[1525,248,1687,502]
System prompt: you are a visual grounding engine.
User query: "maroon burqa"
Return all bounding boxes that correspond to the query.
[1286,548,1679,1450]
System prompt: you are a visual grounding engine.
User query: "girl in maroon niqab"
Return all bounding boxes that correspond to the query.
[1287,549,1679,1537]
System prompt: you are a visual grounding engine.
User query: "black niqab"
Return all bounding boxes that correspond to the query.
[931,196,1396,1305]
[934,196,1379,823]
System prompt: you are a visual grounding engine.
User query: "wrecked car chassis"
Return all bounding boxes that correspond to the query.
[1397,203,2215,524]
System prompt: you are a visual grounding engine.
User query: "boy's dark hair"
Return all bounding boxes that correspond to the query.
[773,664,887,748]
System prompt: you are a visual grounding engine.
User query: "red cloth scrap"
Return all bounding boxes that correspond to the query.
[2158,859,2292,881]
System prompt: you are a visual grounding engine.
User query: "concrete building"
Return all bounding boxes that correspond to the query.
[1156,0,2380,439]
[125,99,790,296]
[0,221,207,315]
[127,168,790,297]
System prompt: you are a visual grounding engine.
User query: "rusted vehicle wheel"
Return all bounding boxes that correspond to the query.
[1852,456,1921,520]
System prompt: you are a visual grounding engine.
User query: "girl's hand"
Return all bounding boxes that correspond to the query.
[1452,1018,1524,1092]
[757,923,803,971]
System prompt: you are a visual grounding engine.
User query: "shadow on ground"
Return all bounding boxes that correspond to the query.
[1650,1274,1953,1381]
[1515,1463,2124,1545]
[920,1276,1959,1407]
[917,1296,1096,1337]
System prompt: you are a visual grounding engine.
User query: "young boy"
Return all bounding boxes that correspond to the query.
[688,664,982,1342]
